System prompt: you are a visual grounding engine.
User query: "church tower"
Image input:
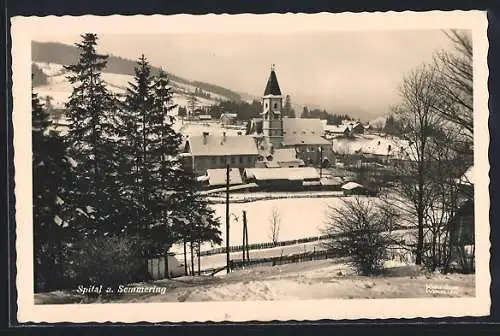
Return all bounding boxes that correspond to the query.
[261,65,284,149]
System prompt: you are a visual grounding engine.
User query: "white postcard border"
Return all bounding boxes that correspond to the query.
[11,11,490,323]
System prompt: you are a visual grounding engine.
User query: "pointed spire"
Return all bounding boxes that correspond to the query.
[264,65,282,96]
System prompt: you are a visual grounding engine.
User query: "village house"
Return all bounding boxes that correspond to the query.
[324,121,365,139]
[220,113,238,126]
[243,167,321,191]
[267,147,304,168]
[181,131,259,175]
[324,124,350,138]
[197,168,244,188]
[247,66,335,168]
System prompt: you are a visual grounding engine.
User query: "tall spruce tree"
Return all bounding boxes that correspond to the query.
[118,54,157,237]
[283,95,295,118]
[148,69,183,252]
[32,91,73,291]
[301,106,309,118]
[64,33,122,237]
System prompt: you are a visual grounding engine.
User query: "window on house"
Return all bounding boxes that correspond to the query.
[274,103,278,109]
[231,156,236,164]
[239,156,244,164]
[212,157,217,164]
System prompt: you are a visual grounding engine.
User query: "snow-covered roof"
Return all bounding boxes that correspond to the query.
[187,134,259,156]
[265,161,281,168]
[196,175,209,182]
[325,125,349,133]
[282,118,330,146]
[320,177,343,186]
[220,113,238,119]
[206,168,243,186]
[245,167,320,181]
[200,182,259,195]
[341,182,364,190]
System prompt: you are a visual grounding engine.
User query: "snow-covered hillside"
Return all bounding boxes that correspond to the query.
[33,61,227,112]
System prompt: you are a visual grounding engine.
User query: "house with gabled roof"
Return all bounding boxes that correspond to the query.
[181,131,259,175]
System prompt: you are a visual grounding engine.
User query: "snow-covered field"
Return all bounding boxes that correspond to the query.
[34,258,475,304]
[169,196,373,258]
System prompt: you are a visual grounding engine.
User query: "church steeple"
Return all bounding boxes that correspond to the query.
[262,65,284,149]
[264,64,282,96]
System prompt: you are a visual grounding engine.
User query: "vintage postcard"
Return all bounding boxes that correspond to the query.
[11,11,490,323]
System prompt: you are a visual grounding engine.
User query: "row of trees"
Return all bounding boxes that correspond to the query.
[194,87,211,99]
[323,30,474,275]
[300,105,354,125]
[33,33,222,291]
[207,99,263,121]
[393,30,473,271]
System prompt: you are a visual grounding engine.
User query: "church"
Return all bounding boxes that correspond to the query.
[248,66,335,168]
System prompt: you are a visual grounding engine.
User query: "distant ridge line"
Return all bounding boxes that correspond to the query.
[31,40,243,101]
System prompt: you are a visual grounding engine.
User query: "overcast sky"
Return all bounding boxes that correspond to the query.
[34,30,460,119]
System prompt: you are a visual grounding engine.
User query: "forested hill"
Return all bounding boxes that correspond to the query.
[32,41,242,101]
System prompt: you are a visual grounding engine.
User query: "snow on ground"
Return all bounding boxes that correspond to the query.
[33,87,70,110]
[34,62,65,76]
[34,258,475,304]
[173,81,228,103]
[172,94,219,109]
[33,62,223,112]
[170,196,373,257]
[210,196,374,246]
[197,241,325,270]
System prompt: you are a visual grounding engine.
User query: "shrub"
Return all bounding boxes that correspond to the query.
[323,197,397,275]
[65,234,147,288]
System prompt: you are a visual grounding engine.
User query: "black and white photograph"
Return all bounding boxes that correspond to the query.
[12,11,490,322]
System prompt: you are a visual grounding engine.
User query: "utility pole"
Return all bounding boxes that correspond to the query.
[197,242,201,276]
[319,146,323,179]
[242,210,247,265]
[244,211,249,262]
[226,163,230,274]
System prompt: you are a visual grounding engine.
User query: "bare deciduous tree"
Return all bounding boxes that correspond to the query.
[269,207,281,245]
[323,197,397,275]
[434,30,473,140]
[393,63,447,266]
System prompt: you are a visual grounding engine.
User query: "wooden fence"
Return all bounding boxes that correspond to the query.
[230,248,348,271]
[197,226,413,257]
[198,234,335,257]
